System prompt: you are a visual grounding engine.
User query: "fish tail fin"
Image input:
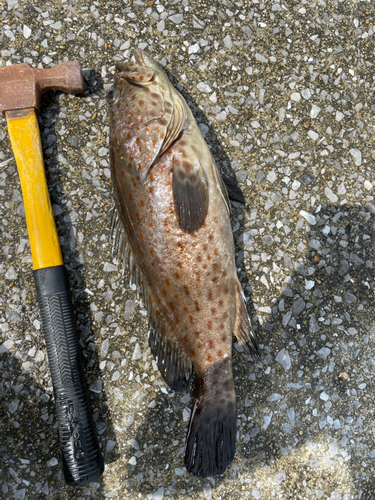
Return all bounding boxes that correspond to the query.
[185,360,236,477]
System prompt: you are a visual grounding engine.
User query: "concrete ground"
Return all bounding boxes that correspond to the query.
[0,0,375,499]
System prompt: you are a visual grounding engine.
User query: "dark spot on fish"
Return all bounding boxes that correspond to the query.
[129,195,133,201]
[140,200,144,207]
[174,272,180,279]
[217,350,223,358]
[208,321,212,330]
[184,286,190,295]
[195,331,200,338]
[162,290,167,297]
[132,178,137,187]
[121,170,125,177]
[169,302,175,310]
[190,349,196,356]
[208,290,213,301]
[140,233,143,240]
[194,301,200,312]
[189,315,194,323]
[136,213,140,221]
[211,308,217,315]
[151,261,155,266]
[219,300,223,307]
[174,317,179,324]
[207,354,212,362]
[183,336,188,342]
[165,278,170,286]
[197,343,202,349]
[208,340,213,349]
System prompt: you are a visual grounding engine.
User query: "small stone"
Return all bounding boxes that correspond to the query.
[106,440,116,452]
[5,266,17,280]
[255,53,268,63]
[197,82,212,93]
[325,187,338,203]
[223,35,232,49]
[364,180,373,190]
[263,235,274,245]
[125,300,137,320]
[157,20,165,31]
[169,14,183,24]
[309,315,320,333]
[47,457,58,467]
[308,130,319,140]
[335,111,344,121]
[103,262,118,272]
[128,456,137,465]
[153,487,164,500]
[310,105,321,118]
[276,349,291,370]
[316,347,331,360]
[9,399,19,414]
[301,89,311,100]
[293,298,305,315]
[188,43,200,54]
[252,487,262,499]
[301,172,316,185]
[90,380,102,393]
[23,25,31,39]
[290,92,301,102]
[51,21,62,30]
[0,339,13,354]
[320,392,329,401]
[273,471,286,484]
[203,484,212,500]
[132,343,142,360]
[346,292,357,303]
[300,210,316,225]
[349,148,362,166]
[101,339,109,358]
[266,393,281,402]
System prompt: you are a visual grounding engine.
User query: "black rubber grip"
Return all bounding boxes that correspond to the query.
[33,265,104,486]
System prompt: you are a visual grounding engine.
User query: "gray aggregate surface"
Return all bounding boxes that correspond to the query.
[1,0,375,499]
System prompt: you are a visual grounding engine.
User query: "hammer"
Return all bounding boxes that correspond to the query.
[0,62,104,486]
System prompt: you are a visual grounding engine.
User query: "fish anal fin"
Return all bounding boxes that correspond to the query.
[222,176,247,205]
[234,279,261,361]
[172,157,209,234]
[148,322,192,391]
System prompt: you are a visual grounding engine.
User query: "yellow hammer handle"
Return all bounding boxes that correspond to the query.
[6,108,63,270]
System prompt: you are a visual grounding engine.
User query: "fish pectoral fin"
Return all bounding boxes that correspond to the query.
[172,157,209,234]
[222,176,247,205]
[234,279,261,361]
[185,363,236,477]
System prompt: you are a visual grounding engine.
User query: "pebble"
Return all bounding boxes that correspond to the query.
[275,349,291,370]
[325,188,338,203]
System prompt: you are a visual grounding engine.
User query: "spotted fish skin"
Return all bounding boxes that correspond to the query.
[109,49,260,478]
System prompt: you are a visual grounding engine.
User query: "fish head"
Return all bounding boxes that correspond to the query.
[109,49,175,184]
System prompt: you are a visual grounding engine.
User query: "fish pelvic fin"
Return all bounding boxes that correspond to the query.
[185,360,236,477]
[234,279,261,361]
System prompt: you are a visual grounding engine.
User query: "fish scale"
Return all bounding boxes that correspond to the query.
[109,48,260,478]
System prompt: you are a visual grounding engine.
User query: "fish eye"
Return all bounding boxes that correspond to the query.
[106,88,120,105]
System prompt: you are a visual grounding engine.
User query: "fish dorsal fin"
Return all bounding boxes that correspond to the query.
[110,204,192,391]
[234,279,261,360]
[172,157,209,234]
[212,161,231,214]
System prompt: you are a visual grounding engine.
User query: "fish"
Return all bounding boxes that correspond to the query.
[108,48,260,478]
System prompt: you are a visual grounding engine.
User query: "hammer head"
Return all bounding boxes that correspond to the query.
[0,61,85,116]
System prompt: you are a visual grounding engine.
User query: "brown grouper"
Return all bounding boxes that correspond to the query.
[109,49,260,477]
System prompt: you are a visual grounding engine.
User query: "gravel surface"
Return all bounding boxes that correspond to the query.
[1,0,375,499]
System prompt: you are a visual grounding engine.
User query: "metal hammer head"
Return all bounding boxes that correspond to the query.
[0,61,85,116]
